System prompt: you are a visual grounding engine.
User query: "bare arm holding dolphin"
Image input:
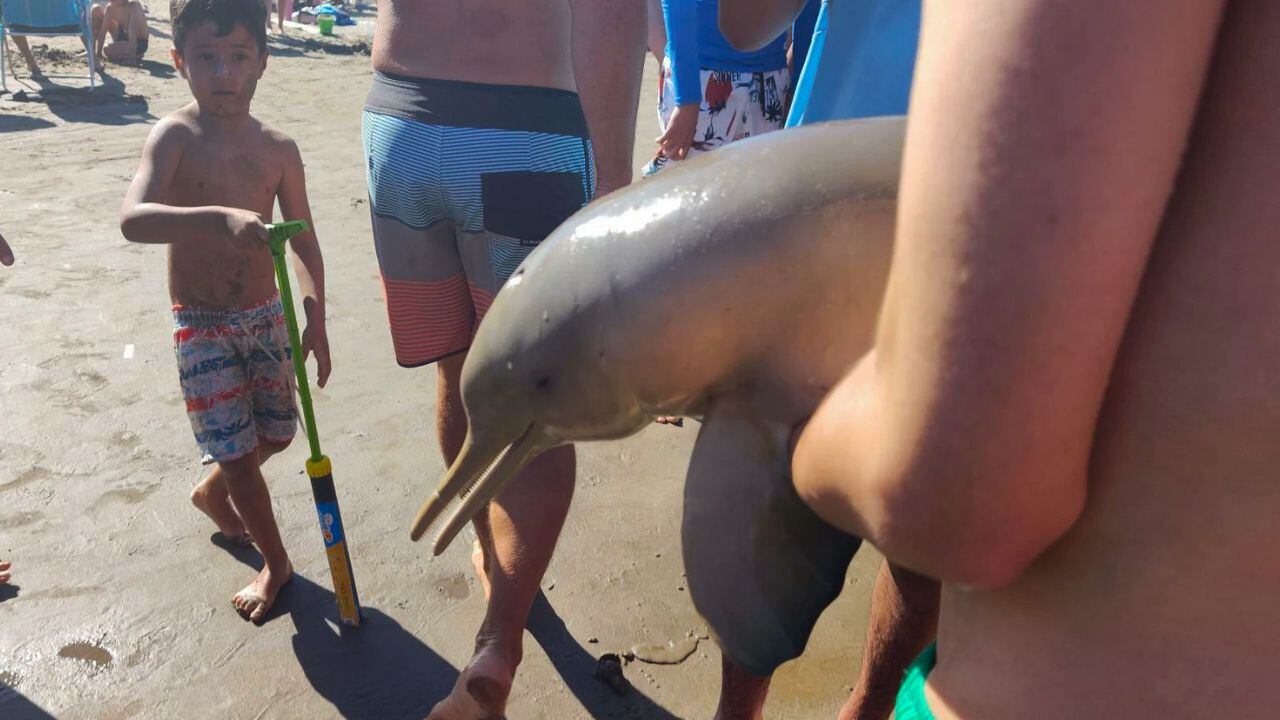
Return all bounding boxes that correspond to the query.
[791,0,1222,588]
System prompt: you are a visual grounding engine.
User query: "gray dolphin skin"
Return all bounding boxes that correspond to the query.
[410,116,904,675]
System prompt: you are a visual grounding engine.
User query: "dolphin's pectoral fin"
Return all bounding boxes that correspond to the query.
[682,408,863,676]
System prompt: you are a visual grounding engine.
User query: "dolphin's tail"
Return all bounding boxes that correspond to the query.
[410,422,549,556]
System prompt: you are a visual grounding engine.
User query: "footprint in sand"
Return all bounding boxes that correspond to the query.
[29,353,114,415]
[0,510,44,528]
[432,572,471,600]
[36,351,109,370]
[0,465,52,493]
[92,483,160,510]
[110,431,142,450]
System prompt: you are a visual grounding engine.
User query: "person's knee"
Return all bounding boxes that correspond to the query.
[218,451,263,486]
[437,352,466,387]
[436,352,468,412]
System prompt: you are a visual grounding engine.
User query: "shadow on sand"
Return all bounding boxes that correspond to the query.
[216,535,457,719]
[527,591,684,719]
[215,536,685,719]
[0,116,56,133]
[0,669,56,720]
[4,71,155,125]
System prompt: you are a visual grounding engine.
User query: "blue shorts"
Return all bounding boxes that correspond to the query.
[362,72,596,367]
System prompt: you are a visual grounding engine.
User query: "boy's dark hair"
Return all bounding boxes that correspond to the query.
[170,0,268,55]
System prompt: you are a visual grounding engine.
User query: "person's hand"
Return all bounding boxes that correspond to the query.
[302,320,332,388]
[222,208,269,251]
[0,232,14,266]
[656,103,701,162]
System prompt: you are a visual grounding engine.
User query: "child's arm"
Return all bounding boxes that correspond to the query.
[655,0,702,161]
[119,119,268,249]
[277,139,331,388]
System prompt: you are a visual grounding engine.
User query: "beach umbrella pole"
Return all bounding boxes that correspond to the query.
[267,221,363,627]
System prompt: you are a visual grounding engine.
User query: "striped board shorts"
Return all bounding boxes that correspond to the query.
[362,72,597,367]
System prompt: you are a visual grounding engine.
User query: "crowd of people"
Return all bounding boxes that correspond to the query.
[4,0,1277,718]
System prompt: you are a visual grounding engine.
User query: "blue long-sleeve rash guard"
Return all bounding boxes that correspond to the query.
[662,0,802,106]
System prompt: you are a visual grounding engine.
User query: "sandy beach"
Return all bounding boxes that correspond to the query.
[0,7,881,718]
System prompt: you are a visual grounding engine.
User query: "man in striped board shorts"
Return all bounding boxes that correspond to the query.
[361,2,645,717]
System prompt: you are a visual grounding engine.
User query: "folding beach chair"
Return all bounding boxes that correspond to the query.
[0,0,96,91]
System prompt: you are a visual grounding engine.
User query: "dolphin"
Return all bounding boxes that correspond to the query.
[410,116,904,675]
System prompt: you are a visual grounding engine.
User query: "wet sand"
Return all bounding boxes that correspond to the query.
[0,9,881,719]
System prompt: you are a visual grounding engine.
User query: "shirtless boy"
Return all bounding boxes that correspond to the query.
[120,0,330,623]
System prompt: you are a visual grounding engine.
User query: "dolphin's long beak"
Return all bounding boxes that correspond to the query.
[409,422,549,555]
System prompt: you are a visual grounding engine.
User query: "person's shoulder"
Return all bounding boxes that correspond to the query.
[255,119,304,163]
[146,106,199,151]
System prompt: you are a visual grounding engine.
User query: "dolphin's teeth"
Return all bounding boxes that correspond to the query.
[418,422,537,551]
[432,423,539,555]
[418,442,509,545]
[460,443,511,501]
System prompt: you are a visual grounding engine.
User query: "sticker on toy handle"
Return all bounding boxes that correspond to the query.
[315,501,345,548]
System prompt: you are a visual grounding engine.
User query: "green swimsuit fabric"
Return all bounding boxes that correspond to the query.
[893,643,938,720]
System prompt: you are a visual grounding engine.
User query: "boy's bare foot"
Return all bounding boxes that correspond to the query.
[191,476,251,544]
[426,642,517,720]
[0,560,11,584]
[232,561,292,624]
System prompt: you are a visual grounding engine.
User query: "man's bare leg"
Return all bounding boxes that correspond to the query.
[192,440,289,544]
[277,0,293,33]
[429,352,576,720]
[219,443,294,623]
[838,561,939,720]
[713,653,772,720]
